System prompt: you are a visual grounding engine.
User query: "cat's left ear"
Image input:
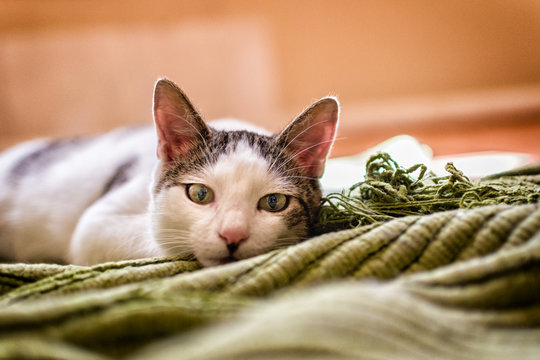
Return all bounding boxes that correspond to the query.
[277,97,339,178]
[153,78,210,163]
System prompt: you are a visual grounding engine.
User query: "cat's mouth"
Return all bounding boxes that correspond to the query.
[219,255,238,265]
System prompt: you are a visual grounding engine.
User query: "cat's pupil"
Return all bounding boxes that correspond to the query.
[186,184,214,204]
[198,187,208,201]
[268,194,278,209]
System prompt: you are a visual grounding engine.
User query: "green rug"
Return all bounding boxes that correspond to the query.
[1,155,539,359]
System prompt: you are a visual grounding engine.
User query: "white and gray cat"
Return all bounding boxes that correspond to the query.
[0,79,339,266]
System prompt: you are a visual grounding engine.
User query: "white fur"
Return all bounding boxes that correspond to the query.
[0,122,299,266]
[0,73,340,266]
[0,127,158,264]
[151,140,296,267]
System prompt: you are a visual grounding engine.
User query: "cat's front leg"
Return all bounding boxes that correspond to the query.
[69,175,164,265]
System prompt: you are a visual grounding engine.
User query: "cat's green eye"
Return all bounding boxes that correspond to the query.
[258,193,289,212]
[186,184,214,205]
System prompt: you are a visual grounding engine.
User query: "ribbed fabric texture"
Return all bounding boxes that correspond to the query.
[0,202,539,359]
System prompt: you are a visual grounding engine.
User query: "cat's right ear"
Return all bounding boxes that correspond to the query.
[276,97,339,178]
[153,78,210,163]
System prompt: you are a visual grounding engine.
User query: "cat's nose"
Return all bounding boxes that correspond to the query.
[219,227,248,253]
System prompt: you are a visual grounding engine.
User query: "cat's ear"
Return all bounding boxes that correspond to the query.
[153,78,210,163]
[277,97,339,178]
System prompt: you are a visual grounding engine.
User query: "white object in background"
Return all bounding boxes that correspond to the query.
[431,152,533,179]
[321,135,433,194]
[321,133,534,195]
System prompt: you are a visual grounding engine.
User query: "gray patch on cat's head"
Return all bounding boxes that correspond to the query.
[267,135,323,231]
[154,126,322,234]
[151,80,338,249]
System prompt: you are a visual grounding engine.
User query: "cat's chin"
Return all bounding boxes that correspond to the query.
[219,255,238,265]
[198,255,239,267]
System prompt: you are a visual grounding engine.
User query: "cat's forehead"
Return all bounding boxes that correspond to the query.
[205,135,291,195]
[211,141,270,181]
[209,128,274,155]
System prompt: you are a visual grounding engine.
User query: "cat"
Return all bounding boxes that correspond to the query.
[0,79,339,267]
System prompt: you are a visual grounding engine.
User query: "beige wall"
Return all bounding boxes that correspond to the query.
[1,0,540,152]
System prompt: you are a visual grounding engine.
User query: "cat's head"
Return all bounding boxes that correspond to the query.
[150,79,339,266]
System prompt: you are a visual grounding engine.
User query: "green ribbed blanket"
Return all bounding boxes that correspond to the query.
[1,157,539,360]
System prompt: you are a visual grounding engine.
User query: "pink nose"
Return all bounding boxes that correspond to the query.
[219,227,248,252]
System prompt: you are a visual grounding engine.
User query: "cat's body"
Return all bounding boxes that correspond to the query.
[0,126,158,264]
[0,79,339,266]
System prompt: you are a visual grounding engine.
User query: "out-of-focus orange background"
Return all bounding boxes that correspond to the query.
[1,0,539,157]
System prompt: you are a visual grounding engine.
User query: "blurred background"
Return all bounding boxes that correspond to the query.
[1,0,539,159]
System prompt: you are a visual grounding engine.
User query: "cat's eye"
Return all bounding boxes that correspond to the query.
[186,184,214,204]
[258,193,289,212]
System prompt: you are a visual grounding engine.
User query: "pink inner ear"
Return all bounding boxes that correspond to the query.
[295,123,336,177]
[155,108,195,161]
[291,104,338,178]
[153,80,205,163]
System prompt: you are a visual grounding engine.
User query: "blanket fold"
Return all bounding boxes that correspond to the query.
[1,159,539,359]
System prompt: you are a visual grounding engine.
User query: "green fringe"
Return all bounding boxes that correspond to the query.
[316,152,540,233]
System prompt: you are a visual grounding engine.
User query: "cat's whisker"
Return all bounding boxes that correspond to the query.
[269,119,333,171]
[278,136,346,175]
[154,228,193,250]
[160,110,209,150]
[156,235,191,242]
[156,230,191,235]
[274,139,335,173]
[154,232,192,239]
[272,135,346,176]
[281,175,319,181]
[157,239,191,246]
[270,238,304,250]
[269,121,316,170]
[278,137,347,172]
[280,164,318,174]
[272,241,302,248]
[158,240,195,256]
[273,138,336,174]
[274,235,304,243]
[161,243,192,251]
